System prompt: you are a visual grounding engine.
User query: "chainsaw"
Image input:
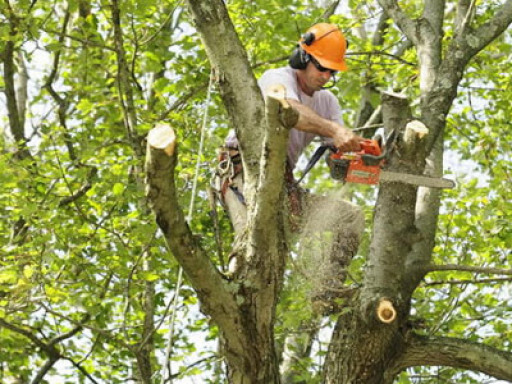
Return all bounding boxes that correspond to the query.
[327,138,455,189]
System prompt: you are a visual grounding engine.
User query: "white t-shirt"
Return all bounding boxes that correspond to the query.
[225,66,343,168]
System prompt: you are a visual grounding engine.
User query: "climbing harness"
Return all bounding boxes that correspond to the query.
[212,147,245,205]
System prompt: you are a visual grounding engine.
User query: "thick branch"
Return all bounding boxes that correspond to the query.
[111,0,143,157]
[252,84,296,229]
[417,0,444,93]
[404,132,444,293]
[144,124,247,360]
[361,92,414,314]
[377,0,419,45]
[422,0,512,151]
[423,0,445,37]
[2,4,30,159]
[456,0,512,55]
[390,334,512,381]
[15,51,28,130]
[244,84,294,291]
[184,0,265,182]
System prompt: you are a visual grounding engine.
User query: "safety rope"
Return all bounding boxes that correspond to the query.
[160,71,214,384]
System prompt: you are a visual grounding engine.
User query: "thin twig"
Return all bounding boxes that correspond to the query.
[423,277,512,286]
[347,50,415,65]
[423,264,512,276]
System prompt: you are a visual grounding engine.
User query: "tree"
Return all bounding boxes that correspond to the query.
[0,1,511,383]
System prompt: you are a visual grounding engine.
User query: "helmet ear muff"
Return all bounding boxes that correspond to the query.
[302,31,315,46]
[289,46,310,69]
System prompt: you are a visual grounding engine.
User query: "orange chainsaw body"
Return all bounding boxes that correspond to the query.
[329,139,383,185]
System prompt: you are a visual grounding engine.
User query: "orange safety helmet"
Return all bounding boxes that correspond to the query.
[300,23,348,71]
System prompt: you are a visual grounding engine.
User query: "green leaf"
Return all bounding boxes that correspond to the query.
[112,182,124,196]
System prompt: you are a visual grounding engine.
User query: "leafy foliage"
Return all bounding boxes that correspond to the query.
[0,0,510,383]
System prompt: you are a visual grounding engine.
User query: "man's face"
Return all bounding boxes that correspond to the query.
[299,56,337,95]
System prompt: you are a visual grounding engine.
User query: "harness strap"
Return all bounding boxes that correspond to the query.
[228,185,246,205]
[213,147,244,205]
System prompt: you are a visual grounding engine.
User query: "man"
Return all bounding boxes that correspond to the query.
[221,23,363,225]
[227,23,362,167]
[217,23,365,313]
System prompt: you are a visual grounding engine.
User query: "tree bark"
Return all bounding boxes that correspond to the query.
[324,92,415,384]
[386,333,512,381]
[146,82,296,383]
[184,0,266,200]
[2,3,30,159]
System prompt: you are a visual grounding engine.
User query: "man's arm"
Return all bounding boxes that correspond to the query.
[288,99,363,152]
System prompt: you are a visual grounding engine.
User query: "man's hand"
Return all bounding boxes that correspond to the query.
[333,128,364,152]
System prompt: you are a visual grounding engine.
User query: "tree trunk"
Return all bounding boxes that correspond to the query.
[324,92,419,383]
[324,297,403,384]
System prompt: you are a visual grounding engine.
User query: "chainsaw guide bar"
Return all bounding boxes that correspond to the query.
[378,170,455,189]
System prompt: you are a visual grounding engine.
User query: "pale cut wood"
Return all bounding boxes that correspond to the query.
[376,298,397,324]
[404,120,429,143]
[265,83,289,109]
[147,123,176,156]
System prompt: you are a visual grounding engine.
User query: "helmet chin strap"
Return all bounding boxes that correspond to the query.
[321,73,338,89]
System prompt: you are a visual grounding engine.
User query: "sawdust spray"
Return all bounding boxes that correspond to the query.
[291,185,365,312]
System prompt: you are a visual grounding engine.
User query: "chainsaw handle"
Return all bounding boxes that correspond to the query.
[360,139,387,166]
[329,138,388,165]
[361,152,386,166]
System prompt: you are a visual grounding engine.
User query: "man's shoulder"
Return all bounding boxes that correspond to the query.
[259,66,299,99]
[261,66,295,78]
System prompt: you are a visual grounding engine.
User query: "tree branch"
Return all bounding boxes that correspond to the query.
[0,318,50,351]
[2,3,30,159]
[64,357,101,384]
[361,91,414,316]
[43,8,77,161]
[158,82,210,120]
[144,124,248,363]
[42,27,116,51]
[252,85,296,230]
[0,317,87,384]
[455,0,475,35]
[31,355,60,384]
[111,0,143,157]
[58,166,98,207]
[321,0,341,19]
[377,0,419,45]
[185,0,265,184]
[389,333,512,381]
[422,263,512,276]
[455,0,512,55]
[423,276,512,286]
[347,50,416,65]
[15,51,28,130]
[420,0,512,154]
[423,0,445,36]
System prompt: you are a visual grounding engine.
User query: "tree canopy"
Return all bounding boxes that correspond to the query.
[0,0,511,383]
